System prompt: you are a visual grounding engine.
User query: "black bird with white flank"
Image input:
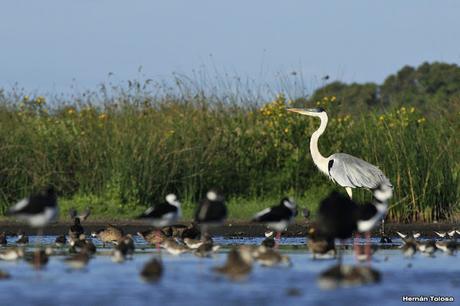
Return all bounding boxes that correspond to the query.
[316,185,389,261]
[252,197,297,232]
[194,190,227,225]
[317,191,386,240]
[8,187,58,228]
[138,194,181,228]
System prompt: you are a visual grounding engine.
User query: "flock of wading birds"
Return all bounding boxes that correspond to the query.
[0,186,459,289]
[0,107,458,289]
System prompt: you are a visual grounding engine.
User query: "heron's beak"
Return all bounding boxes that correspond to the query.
[287,108,313,116]
[287,107,323,116]
[287,108,306,114]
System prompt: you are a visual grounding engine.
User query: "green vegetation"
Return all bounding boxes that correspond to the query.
[0,62,458,222]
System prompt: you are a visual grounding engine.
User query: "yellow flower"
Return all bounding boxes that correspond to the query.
[331,96,336,101]
[98,113,108,120]
[410,107,415,113]
[417,118,426,124]
[284,128,289,133]
[316,101,321,106]
[24,95,29,101]
[67,108,76,115]
[36,96,46,105]
[323,96,329,101]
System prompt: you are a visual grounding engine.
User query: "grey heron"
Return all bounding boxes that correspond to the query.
[288,107,393,256]
[287,107,393,201]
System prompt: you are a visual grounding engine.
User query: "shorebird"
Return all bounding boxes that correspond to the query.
[138,194,182,251]
[114,234,135,258]
[261,231,276,249]
[252,197,297,247]
[138,194,182,228]
[0,248,24,261]
[161,238,189,256]
[91,224,124,247]
[7,186,58,227]
[137,229,168,246]
[181,222,201,240]
[15,232,29,245]
[316,186,390,262]
[185,233,214,250]
[8,186,59,269]
[418,240,437,256]
[183,237,204,249]
[435,240,458,255]
[434,230,457,239]
[195,189,227,237]
[396,231,421,241]
[193,239,220,258]
[69,234,97,256]
[140,257,163,283]
[111,235,135,263]
[68,218,84,241]
[306,225,336,260]
[253,246,292,267]
[401,239,418,258]
[162,224,188,238]
[213,247,253,281]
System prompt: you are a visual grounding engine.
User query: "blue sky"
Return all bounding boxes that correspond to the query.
[1,0,459,96]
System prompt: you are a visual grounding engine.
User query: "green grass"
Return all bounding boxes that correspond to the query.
[0,80,458,222]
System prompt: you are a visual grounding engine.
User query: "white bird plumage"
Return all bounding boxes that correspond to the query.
[287,107,393,201]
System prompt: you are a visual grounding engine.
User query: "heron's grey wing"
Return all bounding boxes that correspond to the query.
[328,153,390,189]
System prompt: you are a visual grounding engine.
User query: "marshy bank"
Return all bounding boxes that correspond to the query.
[0,63,458,223]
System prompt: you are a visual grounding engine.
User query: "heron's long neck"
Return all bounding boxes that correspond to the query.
[310,114,329,175]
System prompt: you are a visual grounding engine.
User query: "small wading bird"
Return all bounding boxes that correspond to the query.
[287,107,393,254]
[68,208,91,242]
[396,232,421,241]
[91,224,124,247]
[194,190,227,238]
[316,186,390,261]
[251,197,297,248]
[7,186,58,269]
[138,194,182,252]
[213,247,253,281]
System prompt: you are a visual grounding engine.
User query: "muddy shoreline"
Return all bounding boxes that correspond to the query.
[0,220,458,237]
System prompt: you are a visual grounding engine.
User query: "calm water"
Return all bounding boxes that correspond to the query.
[0,236,459,306]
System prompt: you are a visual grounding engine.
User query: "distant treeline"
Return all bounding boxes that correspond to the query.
[305,62,460,117]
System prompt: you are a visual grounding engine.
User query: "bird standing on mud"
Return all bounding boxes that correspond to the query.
[137,193,182,252]
[252,197,297,248]
[194,189,227,238]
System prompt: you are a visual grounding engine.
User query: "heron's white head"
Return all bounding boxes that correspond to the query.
[287,107,326,117]
[165,194,180,206]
